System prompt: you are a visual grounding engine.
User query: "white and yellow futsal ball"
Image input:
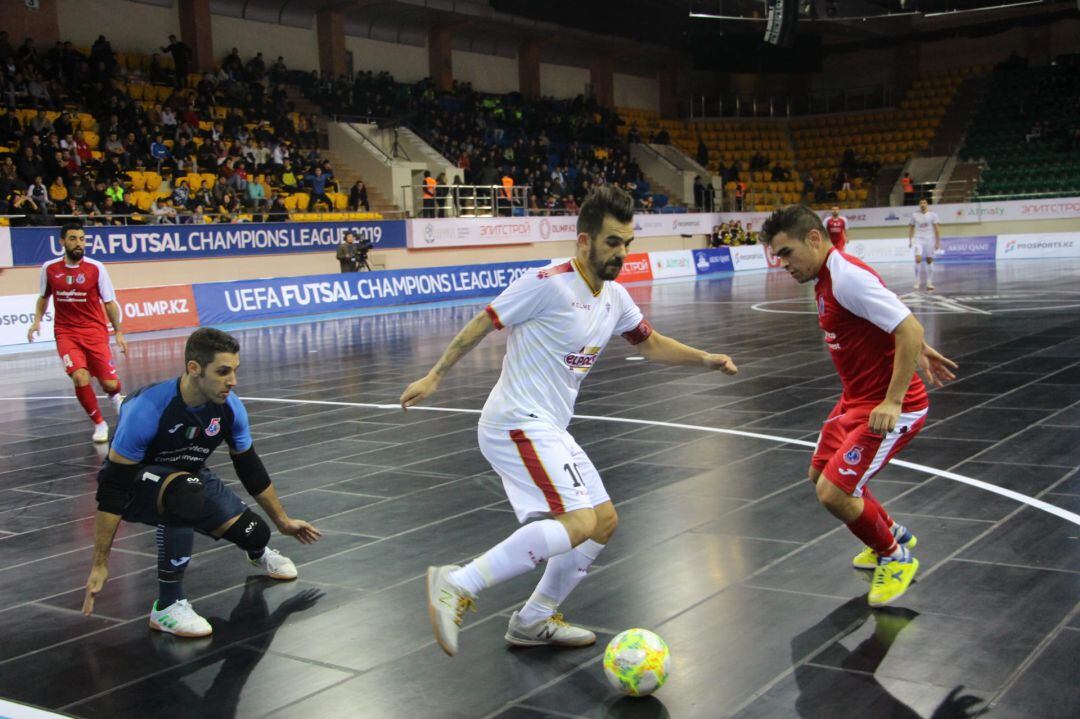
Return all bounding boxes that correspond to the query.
[602,628,671,696]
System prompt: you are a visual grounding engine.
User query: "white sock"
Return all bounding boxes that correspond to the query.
[517,539,606,626]
[926,263,934,282]
[449,519,572,596]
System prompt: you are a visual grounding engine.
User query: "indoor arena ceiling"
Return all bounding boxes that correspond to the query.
[150,0,1077,71]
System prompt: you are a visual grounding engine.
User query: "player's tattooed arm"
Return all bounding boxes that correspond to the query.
[400,310,496,409]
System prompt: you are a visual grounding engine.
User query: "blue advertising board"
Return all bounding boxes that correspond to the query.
[692,247,733,274]
[938,235,996,263]
[10,220,407,266]
[193,259,550,325]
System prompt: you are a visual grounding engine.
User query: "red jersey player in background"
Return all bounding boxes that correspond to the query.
[825,205,848,252]
[28,222,127,443]
[761,206,957,607]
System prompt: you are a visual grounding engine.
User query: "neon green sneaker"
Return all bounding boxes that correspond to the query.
[853,528,917,569]
[868,556,920,607]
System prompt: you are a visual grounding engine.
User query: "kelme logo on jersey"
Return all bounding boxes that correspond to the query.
[205,418,221,437]
[844,446,864,465]
[564,346,601,374]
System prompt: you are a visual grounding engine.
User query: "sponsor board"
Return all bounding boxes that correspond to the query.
[11,220,407,266]
[0,293,55,346]
[192,259,550,325]
[115,285,200,333]
[996,232,1080,260]
[614,253,654,284]
[692,248,733,275]
[729,244,769,271]
[845,238,912,264]
[648,250,696,279]
[938,236,996,262]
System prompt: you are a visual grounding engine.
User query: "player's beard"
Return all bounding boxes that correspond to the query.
[590,243,623,281]
[65,246,83,262]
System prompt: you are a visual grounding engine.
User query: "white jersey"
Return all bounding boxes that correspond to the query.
[479,259,651,430]
[909,211,939,241]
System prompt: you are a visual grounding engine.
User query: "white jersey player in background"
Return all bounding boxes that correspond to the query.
[401,185,738,657]
[909,198,941,291]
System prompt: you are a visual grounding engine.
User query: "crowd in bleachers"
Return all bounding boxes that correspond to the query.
[304,72,664,213]
[0,31,375,226]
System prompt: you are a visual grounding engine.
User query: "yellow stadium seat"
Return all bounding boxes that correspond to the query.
[128,172,146,191]
[144,173,162,192]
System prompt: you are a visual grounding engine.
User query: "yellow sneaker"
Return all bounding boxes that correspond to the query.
[853,530,916,570]
[868,556,919,607]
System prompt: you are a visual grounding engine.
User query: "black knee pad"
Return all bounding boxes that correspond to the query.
[160,473,205,523]
[221,509,270,552]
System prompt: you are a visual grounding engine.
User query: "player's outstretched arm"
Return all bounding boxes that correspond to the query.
[636,329,738,374]
[251,484,322,544]
[400,309,496,409]
[918,342,958,388]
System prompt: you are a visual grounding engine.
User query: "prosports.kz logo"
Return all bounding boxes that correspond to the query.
[843,446,863,465]
[564,346,601,374]
[1004,239,1017,254]
[205,417,221,437]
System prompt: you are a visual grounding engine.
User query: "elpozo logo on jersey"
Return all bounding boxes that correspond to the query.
[564,346,601,374]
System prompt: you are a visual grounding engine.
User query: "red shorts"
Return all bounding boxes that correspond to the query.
[811,401,928,496]
[56,334,117,381]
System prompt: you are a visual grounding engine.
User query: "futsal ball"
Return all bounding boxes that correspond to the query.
[603,628,671,697]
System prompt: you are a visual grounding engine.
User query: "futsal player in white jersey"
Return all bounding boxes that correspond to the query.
[400,185,738,657]
[908,198,941,291]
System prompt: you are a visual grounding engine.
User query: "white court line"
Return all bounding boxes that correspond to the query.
[2,395,1078,527]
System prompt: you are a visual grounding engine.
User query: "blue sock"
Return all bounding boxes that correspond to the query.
[157,525,194,608]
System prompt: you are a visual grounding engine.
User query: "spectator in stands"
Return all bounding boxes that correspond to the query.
[150,133,170,172]
[803,173,815,199]
[750,152,767,172]
[500,170,515,216]
[218,192,240,221]
[349,179,369,212]
[901,172,915,205]
[267,191,288,222]
[247,177,266,211]
[697,137,709,168]
[152,197,177,224]
[48,175,68,206]
[693,175,707,211]
[28,175,50,209]
[161,35,192,88]
[771,162,789,182]
[68,176,87,205]
[305,166,333,211]
[421,170,436,218]
[172,178,190,209]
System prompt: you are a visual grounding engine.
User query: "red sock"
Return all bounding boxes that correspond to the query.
[74,384,103,424]
[862,488,893,529]
[846,501,898,556]
[107,380,122,397]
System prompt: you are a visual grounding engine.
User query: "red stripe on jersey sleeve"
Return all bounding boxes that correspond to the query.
[509,429,565,515]
[485,305,504,330]
[621,319,653,345]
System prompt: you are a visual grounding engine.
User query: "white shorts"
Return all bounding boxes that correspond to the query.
[912,237,936,258]
[478,423,610,524]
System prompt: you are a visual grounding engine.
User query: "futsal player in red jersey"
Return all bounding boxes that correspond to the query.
[761,206,957,606]
[27,222,127,443]
[825,205,848,251]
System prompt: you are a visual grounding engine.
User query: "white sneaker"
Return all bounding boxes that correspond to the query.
[505,611,597,647]
[426,565,476,656]
[110,393,124,414]
[149,599,213,637]
[250,547,297,580]
[926,282,935,292]
[91,421,109,443]
[913,282,921,291]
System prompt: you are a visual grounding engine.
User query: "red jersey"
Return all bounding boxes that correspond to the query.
[815,250,927,411]
[825,215,848,251]
[39,256,116,339]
